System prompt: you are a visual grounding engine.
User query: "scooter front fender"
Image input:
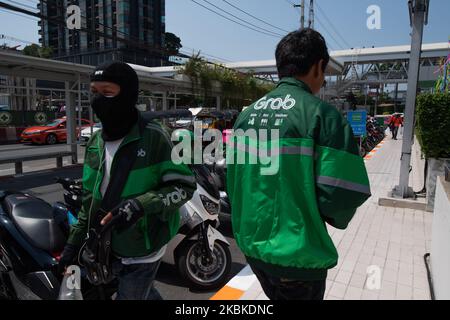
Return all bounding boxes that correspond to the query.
[187,225,230,252]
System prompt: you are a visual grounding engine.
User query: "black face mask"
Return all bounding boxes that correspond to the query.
[91,93,138,141]
[90,61,140,141]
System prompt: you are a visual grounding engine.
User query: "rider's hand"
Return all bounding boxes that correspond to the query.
[58,244,79,275]
[102,199,145,233]
[100,212,113,226]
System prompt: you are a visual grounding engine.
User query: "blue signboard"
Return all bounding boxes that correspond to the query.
[347,110,367,136]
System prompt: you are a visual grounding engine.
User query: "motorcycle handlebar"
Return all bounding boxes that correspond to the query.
[55,177,82,192]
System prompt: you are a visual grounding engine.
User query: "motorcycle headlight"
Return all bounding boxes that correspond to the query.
[200,195,219,215]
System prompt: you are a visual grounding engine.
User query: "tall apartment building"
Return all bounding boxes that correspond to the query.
[38,0,166,67]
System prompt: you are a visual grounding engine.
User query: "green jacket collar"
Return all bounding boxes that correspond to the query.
[97,120,142,151]
[277,77,312,94]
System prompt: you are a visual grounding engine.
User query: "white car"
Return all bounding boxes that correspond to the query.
[80,123,101,144]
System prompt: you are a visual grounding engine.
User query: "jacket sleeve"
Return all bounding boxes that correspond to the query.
[67,133,98,247]
[135,125,196,221]
[314,106,371,229]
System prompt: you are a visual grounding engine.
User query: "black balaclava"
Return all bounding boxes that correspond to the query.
[90,61,139,141]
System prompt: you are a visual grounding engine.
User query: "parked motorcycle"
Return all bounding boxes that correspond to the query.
[0,190,117,300]
[356,118,386,157]
[162,164,231,290]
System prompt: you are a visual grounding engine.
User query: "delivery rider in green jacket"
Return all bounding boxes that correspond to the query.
[58,61,196,300]
[227,29,371,300]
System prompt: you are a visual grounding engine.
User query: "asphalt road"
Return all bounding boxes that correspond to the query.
[0,165,247,300]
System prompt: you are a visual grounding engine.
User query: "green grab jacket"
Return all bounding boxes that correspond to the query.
[227,77,371,280]
[67,119,196,258]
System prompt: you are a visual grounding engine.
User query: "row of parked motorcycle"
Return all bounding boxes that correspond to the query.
[357,118,386,157]
[0,111,233,300]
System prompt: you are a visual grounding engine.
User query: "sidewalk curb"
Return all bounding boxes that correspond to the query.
[364,139,386,160]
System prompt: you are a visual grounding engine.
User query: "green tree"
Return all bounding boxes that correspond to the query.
[23,44,53,58]
[180,53,273,108]
[23,44,39,57]
[164,32,182,56]
[39,46,53,58]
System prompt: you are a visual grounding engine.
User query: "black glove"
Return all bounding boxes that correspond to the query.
[58,244,80,275]
[110,199,145,233]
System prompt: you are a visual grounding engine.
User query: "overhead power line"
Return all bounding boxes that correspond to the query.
[0,7,38,22]
[283,0,297,8]
[1,33,36,45]
[222,0,290,34]
[4,0,38,12]
[200,0,283,37]
[315,18,344,50]
[19,0,39,6]
[190,0,282,38]
[282,0,343,50]
[182,45,232,62]
[315,2,352,49]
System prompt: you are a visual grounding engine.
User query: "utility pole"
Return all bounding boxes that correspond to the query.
[392,0,429,199]
[374,86,379,116]
[308,0,315,29]
[293,0,305,29]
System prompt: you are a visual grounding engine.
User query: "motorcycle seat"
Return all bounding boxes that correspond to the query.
[3,193,66,253]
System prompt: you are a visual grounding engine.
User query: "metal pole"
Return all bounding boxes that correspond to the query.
[308,0,314,29]
[301,0,305,29]
[65,81,78,164]
[162,92,168,111]
[294,1,305,29]
[364,85,368,107]
[393,0,428,199]
[374,86,379,116]
[77,75,82,141]
[50,89,53,114]
[89,91,94,136]
[216,96,221,110]
[394,83,399,113]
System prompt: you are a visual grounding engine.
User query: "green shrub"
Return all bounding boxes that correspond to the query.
[416,92,450,158]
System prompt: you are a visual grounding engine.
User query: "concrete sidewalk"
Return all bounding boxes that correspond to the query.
[211,134,432,300]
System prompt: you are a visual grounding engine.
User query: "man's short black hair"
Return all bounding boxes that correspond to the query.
[275,28,330,79]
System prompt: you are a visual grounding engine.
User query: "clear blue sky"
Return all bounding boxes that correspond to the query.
[1,0,449,62]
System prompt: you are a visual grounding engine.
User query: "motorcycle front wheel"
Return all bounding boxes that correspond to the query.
[177,240,231,291]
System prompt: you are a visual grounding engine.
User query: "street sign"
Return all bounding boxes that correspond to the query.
[347,110,367,136]
[0,111,12,125]
[34,112,48,124]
